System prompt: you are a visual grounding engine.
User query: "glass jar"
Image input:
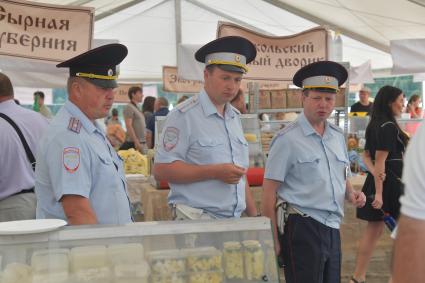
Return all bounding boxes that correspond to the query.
[242,240,265,281]
[223,241,244,279]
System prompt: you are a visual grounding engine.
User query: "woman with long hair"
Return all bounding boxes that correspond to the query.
[142,96,156,122]
[350,86,408,283]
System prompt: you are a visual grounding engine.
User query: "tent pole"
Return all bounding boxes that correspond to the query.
[175,0,182,61]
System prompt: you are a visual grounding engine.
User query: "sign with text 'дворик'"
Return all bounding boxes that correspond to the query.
[217,22,329,82]
[0,0,93,62]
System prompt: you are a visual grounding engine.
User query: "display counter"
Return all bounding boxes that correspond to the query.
[138,175,366,222]
[0,218,279,283]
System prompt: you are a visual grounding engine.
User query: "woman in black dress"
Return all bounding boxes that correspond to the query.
[350,86,408,283]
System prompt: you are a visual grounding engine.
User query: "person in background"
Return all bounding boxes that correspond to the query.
[177,95,189,105]
[230,88,247,114]
[34,91,53,119]
[120,86,146,152]
[142,96,156,122]
[106,108,125,149]
[106,108,122,126]
[392,99,425,282]
[0,72,49,222]
[351,86,373,115]
[35,44,132,225]
[350,86,408,283]
[405,94,422,118]
[262,61,366,283]
[154,36,258,220]
[146,97,169,149]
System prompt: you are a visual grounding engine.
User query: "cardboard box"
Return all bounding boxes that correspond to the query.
[286,89,303,108]
[271,89,286,109]
[335,87,346,107]
[258,90,271,109]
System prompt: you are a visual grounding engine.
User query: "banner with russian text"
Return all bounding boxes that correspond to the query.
[163,66,203,93]
[217,22,328,81]
[0,0,93,61]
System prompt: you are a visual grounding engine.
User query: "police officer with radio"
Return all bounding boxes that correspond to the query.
[262,61,366,283]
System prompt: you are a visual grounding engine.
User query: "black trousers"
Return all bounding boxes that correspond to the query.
[280,214,341,283]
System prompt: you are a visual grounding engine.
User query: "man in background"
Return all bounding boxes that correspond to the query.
[350,86,373,115]
[0,72,49,221]
[34,91,53,119]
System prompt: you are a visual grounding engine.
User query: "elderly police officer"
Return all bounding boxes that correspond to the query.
[35,44,132,225]
[262,61,366,283]
[154,36,258,219]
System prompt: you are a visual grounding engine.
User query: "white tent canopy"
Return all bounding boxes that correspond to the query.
[3,0,425,87]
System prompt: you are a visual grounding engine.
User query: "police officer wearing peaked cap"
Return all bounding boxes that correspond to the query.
[154,36,259,220]
[262,60,366,283]
[35,44,133,225]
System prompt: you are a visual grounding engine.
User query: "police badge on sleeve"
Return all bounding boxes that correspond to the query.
[63,147,80,173]
[163,127,179,152]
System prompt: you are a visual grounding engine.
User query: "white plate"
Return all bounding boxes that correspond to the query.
[0,219,67,235]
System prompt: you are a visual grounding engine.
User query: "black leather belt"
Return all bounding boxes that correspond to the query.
[13,188,34,196]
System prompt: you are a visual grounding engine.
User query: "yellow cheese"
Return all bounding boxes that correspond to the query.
[244,133,257,143]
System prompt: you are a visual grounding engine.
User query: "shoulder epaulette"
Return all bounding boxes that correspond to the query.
[329,122,344,134]
[67,117,82,134]
[176,95,199,113]
[270,120,298,141]
[229,104,241,115]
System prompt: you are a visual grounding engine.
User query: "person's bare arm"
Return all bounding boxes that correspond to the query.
[372,150,389,209]
[362,150,375,174]
[392,215,425,283]
[153,161,246,184]
[261,179,280,254]
[244,180,258,216]
[145,130,153,149]
[61,195,97,225]
[124,117,142,151]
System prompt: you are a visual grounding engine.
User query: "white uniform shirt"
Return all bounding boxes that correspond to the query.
[0,99,49,200]
[401,122,425,219]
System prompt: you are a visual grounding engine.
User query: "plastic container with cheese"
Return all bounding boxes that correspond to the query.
[31,248,69,283]
[70,245,111,283]
[185,247,222,272]
[107,243,149,283]
[147,249,186,276]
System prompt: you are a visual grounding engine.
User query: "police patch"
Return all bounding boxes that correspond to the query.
[63,147,80,173]
[163,127,179,152]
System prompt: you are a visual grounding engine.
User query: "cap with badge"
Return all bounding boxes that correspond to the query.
[293,60,348,93]
[57,43,128,89]
[195,36,256,74]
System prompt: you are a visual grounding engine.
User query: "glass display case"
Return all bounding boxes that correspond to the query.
[0,218,280,283]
